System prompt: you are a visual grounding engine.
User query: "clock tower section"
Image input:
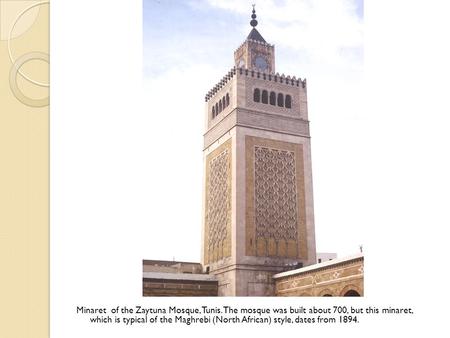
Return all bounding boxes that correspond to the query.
[234,7,275,73]
[202,8,316,296]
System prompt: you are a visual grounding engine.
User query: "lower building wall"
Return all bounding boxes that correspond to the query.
[215,269,236,296]
[141,256,364,297]
[274,257,364,296]
[213,265,285,296]
[235,269,275,296]
[143,279,218,297]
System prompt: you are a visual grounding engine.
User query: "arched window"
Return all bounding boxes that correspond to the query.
[277,93,284,107]
[269,91,276,105]
[222,97,226,110]
[212,106,215,118]
[219,100,223,113]
[261,90,268,104]
[344,290,360,297]
[226,93,230,107]
[215,102,219,115]
[285,95,292,109]
[253,88,260,102]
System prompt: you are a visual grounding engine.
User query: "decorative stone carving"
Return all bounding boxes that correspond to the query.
[274,256,364,297]
[254,146,298,256]
[208,150,229,254]
[204,140,232,264]
[245,136,308,259]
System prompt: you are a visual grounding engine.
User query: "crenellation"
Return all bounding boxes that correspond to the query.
[234,39,274,55]
[248,38,273,48]
[205,67,305,103]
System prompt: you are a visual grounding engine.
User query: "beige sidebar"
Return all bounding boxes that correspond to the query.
[0,1,49,337]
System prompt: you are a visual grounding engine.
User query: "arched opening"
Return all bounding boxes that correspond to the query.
[253,88,260,102]
[226,93,230,106]
[212,106,215,118]
[344,290,360,297]
[261,90,268,104]
[318,289,334,297]
[222,97,226,109]
[215,102,219,116]
[277,93,284,107]
[269,91,276,105]
[219,100,222,113]
[285,95,292,108]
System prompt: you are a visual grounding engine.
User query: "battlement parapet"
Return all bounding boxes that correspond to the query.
[234,39,274,54]
[205,68,236,102]
[205,67,306,102]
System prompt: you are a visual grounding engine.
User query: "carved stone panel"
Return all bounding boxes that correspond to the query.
[274,257,364,297]
[204,140,232,265]
[245,136,307,259]
[254,146,298,254]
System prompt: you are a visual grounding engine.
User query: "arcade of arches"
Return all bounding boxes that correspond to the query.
[273,254,363,297]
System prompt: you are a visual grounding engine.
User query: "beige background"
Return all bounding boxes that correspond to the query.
[0,1,49,337]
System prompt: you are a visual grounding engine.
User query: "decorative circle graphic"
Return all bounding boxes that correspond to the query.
[9,52,49,107]
[8,1,50,87]
[0,1,40,40]
[6,1,49,107]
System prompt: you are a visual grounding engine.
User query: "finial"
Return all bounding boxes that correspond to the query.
[250,4,258,27]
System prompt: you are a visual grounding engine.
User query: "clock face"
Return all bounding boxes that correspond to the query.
[254,55,268,71]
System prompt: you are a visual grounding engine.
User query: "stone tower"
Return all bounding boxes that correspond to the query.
[201,8,316,296]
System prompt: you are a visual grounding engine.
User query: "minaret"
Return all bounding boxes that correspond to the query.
[202,7,316,296]
[234,6,275,73]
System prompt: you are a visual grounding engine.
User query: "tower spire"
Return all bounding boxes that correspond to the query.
[246,5,266,43]
[250,4,258,27]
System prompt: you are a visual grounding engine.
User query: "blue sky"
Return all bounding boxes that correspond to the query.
[141,0,364,260]
[143,0,363,80]
[143,1,246,78]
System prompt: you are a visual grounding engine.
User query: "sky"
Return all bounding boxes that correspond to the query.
[142,0,365,260]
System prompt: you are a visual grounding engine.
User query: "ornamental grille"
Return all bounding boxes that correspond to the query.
[254,146,298,244]
[206,148,231,263]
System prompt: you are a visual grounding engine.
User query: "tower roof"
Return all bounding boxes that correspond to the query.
[247,5,266,43]
[247,28,266,43]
